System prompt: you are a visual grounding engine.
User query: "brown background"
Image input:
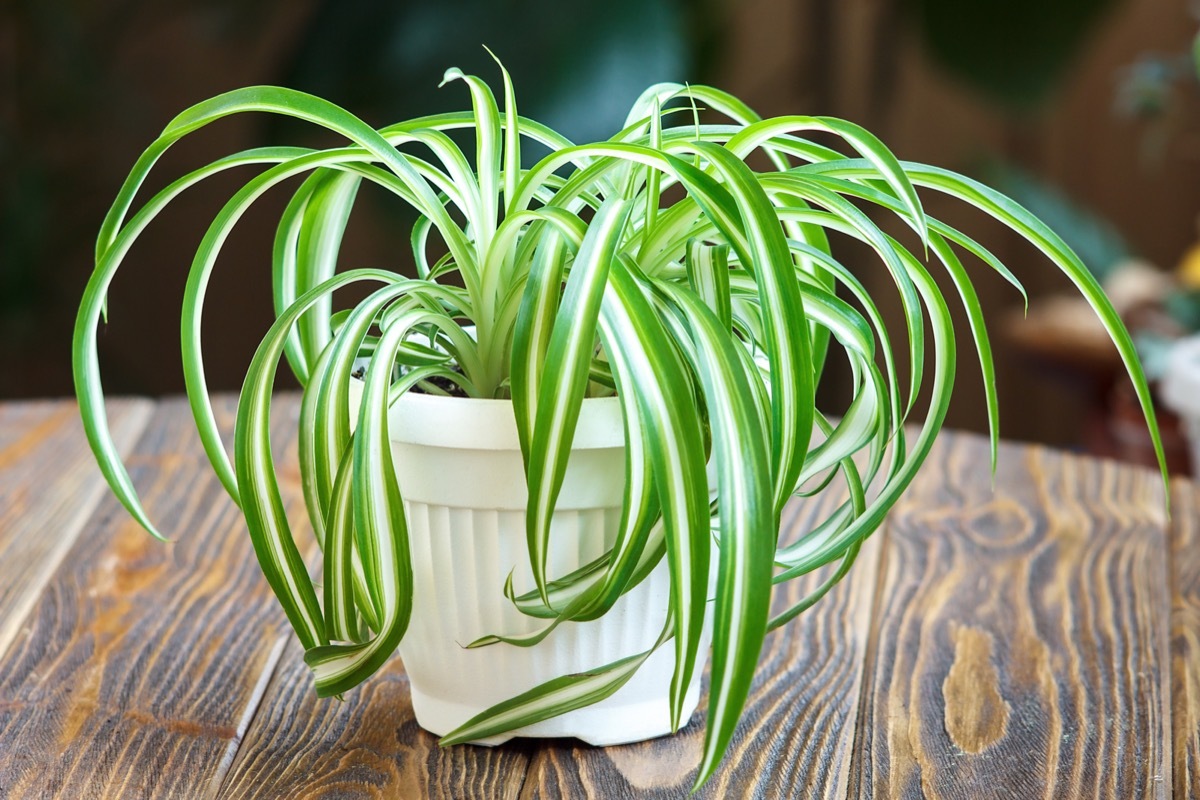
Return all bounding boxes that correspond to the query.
[3,0,1198,450]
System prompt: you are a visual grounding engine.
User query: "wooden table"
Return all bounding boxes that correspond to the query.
[0,395,1196,799]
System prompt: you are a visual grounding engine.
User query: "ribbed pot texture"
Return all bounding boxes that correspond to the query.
[368,389,708,745]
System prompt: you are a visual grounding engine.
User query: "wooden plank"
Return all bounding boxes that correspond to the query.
[518,488,886,799]
[1170,479,1200,799]
[853,433,1171,799]
[0,396,313,799]
[215,645,532,799]
[0,399,153,661]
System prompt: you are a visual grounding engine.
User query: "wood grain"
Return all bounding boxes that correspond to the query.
[1170,480,1200,800]
[0,397,307,799]
[0,399,153,660]
[519,488,886,800]
[217,645,532,799]
[0,398,1190,798]
[853,433,1171,799]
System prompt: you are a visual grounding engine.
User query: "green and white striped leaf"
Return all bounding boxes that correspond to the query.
[598,258,711,731]
[523,199,632,604]
[657,283,773,788]
[235,269,403,651]
[440,617,673,746]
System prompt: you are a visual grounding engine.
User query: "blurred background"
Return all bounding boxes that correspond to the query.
[4,0,1200,469]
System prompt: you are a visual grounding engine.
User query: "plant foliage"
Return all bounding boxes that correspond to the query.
[74,59,1165,789]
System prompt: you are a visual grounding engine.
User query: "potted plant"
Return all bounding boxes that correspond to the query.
[73,60,1165,789]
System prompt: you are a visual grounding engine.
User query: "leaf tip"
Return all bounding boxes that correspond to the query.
[464,636,499,649]
[438,730,468,748]
[481,44,504,70]
[439,67,465,89]
[132,509,170,543]
[690,758,720,794]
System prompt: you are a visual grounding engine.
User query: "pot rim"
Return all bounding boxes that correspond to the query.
[347,379,626,452]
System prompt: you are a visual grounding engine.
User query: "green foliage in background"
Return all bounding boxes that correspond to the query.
[278,0,692,147]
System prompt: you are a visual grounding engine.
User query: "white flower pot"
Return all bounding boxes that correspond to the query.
[350,385,709,745]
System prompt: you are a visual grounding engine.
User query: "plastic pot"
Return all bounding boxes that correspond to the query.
[348,384,709,745]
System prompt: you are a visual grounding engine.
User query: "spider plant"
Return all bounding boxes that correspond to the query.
[73,59,1165,789]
